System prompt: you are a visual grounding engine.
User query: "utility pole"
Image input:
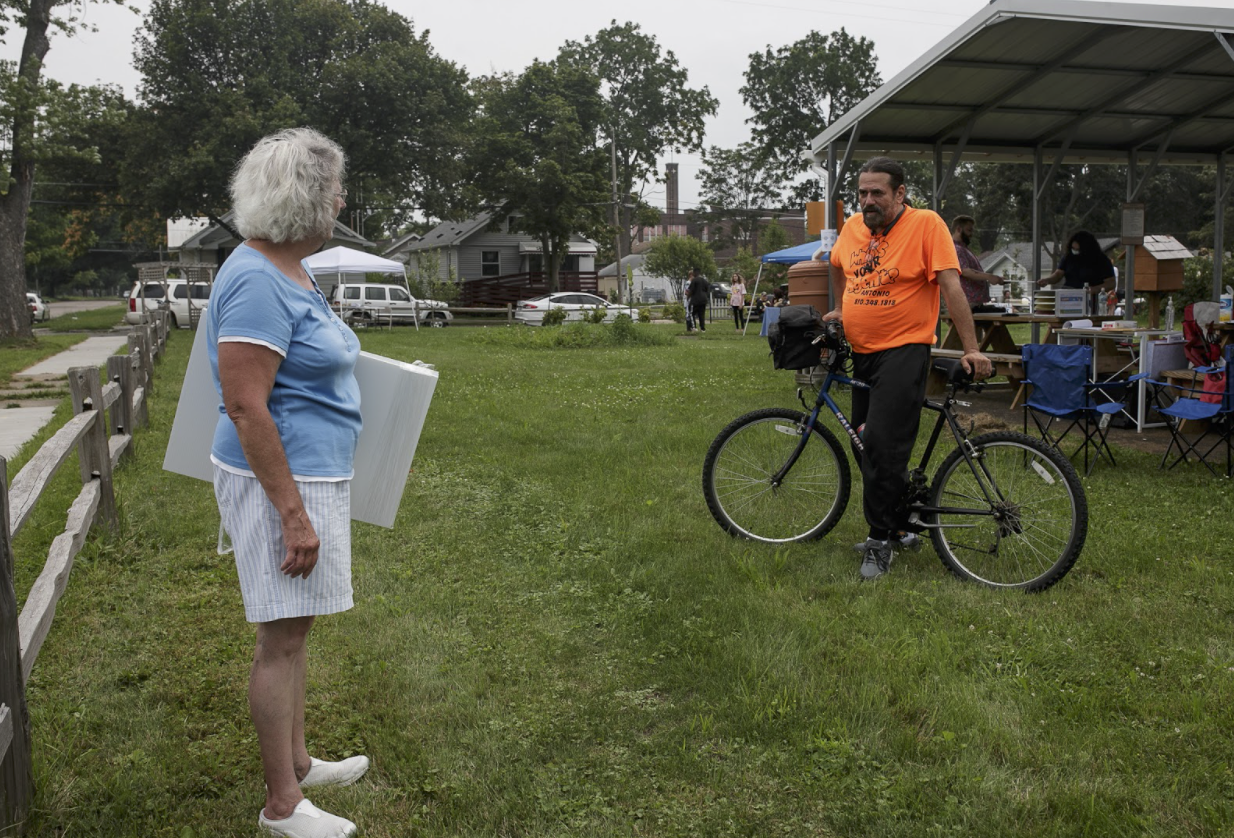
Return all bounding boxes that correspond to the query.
[610,132,625,307]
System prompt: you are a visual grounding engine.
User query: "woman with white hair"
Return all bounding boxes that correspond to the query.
[207,127,366,838]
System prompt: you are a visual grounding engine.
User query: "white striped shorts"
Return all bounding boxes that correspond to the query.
[213,467,354,623]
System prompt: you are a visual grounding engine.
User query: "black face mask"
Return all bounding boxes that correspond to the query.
[960,231,972,246]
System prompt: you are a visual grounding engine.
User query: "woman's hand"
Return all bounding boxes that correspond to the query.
[279,507,320,578]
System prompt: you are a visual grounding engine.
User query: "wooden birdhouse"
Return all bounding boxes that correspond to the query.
[1133,235,1193,292]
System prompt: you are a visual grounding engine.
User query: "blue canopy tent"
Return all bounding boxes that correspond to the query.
[761,241,829,264]
[742,239,830,336]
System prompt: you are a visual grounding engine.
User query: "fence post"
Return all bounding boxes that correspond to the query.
[0,463,34,834]
[107,356,134,462]
[68,368,118,533]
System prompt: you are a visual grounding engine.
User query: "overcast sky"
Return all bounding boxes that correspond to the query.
[3,0,1229,214]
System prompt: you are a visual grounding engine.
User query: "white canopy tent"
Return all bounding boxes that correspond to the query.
[303,246,408,286]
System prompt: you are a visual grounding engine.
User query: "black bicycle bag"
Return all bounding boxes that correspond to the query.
[767,304,825,370]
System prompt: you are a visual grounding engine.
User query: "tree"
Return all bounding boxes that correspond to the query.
[559,21,717,257]
[124,0,471,236]
[755,218,792,286]
[0,0,124,338]
[644,234,718,298]
[697,142,785,251]
[741,29,882,206]
[469,61,610,293]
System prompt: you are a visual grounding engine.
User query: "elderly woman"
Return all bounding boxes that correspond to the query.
[207,128,366,838]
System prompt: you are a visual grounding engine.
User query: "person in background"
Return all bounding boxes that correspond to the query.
[950,215,1007,311]
[686,269,711,332]
[208,128,367,838]
[1042,230,1116,313]
[750,292,767,324]
[729,272,747,332]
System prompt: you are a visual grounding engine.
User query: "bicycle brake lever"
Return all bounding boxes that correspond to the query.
[796,387,808,410]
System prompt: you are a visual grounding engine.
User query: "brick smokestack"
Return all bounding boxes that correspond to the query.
[665,163,679,217]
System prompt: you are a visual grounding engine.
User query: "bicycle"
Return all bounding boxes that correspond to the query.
[702,321,1088,591]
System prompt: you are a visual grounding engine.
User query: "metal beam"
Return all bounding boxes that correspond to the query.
[930,29,1118,144]
[1217,31,1234,64]
[1216,151,1230,300]
[1033,39,1219,147]
[938,57,1233,84]
[1126,88,1234,149]
[1127,129,1175,202]
[935,121,972,202]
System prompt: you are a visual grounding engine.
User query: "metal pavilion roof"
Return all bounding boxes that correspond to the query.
[807,0,1234,166]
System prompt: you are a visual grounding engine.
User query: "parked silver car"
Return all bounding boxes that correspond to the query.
[329,283,453,326]
[126,279,210,328]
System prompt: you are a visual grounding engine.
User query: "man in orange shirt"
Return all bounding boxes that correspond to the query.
[825,157,991,580]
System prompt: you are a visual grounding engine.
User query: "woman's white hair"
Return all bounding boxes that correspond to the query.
[231,128,346,244]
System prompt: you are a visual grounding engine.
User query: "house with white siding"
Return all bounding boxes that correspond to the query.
[397,212,598,283]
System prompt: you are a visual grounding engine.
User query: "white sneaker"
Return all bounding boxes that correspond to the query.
[299,755,370,788]
[259,799,356,838]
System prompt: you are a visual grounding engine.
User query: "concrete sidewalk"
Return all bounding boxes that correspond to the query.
[1,335,131,461]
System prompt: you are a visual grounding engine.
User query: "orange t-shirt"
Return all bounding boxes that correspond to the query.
[829,206,959,354]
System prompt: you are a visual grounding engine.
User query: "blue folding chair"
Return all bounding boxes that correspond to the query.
[1022,343,1146,476]
[1148,344,1234,478]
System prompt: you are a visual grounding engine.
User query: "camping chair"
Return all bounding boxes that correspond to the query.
[1147,343,1234,478]
[1021,343,1145,476]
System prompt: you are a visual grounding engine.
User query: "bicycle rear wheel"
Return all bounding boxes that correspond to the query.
[927,431,1087,591]
[703,408,851,543]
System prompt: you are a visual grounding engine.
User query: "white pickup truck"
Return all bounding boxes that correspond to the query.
[329,283,453,327]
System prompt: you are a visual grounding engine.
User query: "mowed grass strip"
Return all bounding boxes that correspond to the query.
[16,322,1234,837]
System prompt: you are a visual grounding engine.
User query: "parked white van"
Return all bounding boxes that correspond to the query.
[126,279,211,328]
[329,283,453,327]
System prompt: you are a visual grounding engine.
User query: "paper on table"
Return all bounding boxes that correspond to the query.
[163,323,438,528]
[1062,319,1093,329]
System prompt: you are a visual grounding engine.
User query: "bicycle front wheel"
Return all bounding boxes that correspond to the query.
[928,431,1087,591]
[703,408,851,544]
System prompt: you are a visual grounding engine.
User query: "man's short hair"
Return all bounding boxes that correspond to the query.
[858,156,905,192]
[951,215,975,231]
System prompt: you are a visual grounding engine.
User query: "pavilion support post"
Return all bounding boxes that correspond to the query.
[932,145,943,212]
[1031,146,1044,344]
[1216,152,1230,300]
[1126,150,1138,319]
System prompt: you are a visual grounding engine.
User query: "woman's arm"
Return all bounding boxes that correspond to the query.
[218,341,320,579]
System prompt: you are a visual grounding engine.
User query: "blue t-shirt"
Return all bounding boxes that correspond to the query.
[208,244,362,478]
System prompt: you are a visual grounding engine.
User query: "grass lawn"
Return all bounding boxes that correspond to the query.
[38,304,127,332]
[13,322,1234,837]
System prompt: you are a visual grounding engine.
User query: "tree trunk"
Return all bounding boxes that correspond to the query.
[541,233,558,294]
[0,0,56,340]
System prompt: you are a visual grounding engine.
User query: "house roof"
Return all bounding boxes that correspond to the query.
[175,211,371,250]
[598,253,647,277]
[808,0,1234,166]
[402,213,495,251]
[1138,234,1194,260]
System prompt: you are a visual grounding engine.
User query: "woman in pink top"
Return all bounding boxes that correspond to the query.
[729,273,747,331]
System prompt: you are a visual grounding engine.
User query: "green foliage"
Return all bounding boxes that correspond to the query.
[469,61,610,292]
[541,306,568,327]
[124,0,471,232]
[662,302,686,323]
[741,29,882,204]
[558,21,718,255]
[697,143,786,247]
[585,306,606,324]
[644,235,718,287]
[1180,253,1234,308]
[473,318,672,349]
[638,306,652,324]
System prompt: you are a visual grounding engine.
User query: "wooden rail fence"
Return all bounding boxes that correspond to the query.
[0,312,169,834]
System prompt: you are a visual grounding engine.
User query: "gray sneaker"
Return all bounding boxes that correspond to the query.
[859,540,894,580]
[853,532,920,553]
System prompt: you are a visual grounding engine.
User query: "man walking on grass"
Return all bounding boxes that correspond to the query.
[823,157,992,580]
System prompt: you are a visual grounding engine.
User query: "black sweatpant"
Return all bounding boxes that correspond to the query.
[849,344,931,537]
[689,300,708,331]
